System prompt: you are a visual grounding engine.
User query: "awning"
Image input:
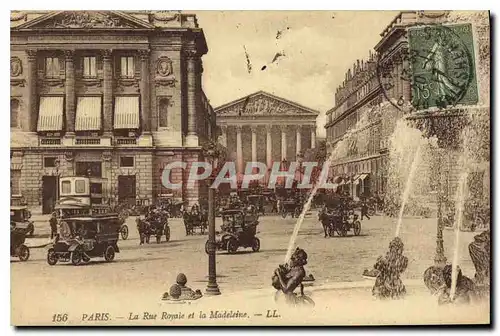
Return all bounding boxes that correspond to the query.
[114,96,140,129]
[37,96,64,131]
[75,97,102,131]
[352,174,362,185]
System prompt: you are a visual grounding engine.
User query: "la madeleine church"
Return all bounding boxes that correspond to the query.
[10,10,217,213]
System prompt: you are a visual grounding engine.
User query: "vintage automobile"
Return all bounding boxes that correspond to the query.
[11,223,30,261]
[56,176,130,241]
[136,210,171,244]
[211,209,260,254]
[10,205,34,236]
[46,215,121,265]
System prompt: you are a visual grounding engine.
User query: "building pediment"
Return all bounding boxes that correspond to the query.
[215,91,319,117]
[12,10,155,30]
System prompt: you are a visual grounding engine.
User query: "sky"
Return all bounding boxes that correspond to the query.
[196,11,399,137]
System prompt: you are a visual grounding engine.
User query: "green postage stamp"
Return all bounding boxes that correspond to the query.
[408,23,479,110]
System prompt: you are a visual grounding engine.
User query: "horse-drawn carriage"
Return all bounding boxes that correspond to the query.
[280,198,303,218]
[210,208,260,254]
[136,209,171,244]
[318,197,361,237]
[47,215,121,265]
[247,195,265,216]
[183,206,208,235]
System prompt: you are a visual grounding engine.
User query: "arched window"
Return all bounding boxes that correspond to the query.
[10,99,19,128]
[158,98,169,128]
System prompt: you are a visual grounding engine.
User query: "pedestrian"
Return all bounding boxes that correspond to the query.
[361,199,370,220]
[49,212,58,239]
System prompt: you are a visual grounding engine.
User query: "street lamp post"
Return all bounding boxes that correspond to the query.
[434,149,447,267]
[204,143,221,296]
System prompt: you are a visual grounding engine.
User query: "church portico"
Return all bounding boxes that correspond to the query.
[215,91,319,177]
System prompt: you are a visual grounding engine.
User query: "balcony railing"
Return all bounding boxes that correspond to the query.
[40,138,62,146]
[115,138,137,145]
[75,138,101,145]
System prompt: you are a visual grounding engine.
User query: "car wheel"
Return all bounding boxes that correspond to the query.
[156,234,162,244]
[252,237,260,252]
[354,220,361,236]
[227,238,238,254]
[18,244,30,262]
[104,245,115,262]
[47,248,57,265]
[71,250,82,266]
[120,225,129,240]
[165,226,171,242]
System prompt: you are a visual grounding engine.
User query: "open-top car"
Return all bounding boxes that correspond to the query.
[211,208,260,254]
[10,205,34,236]
[46,215,121,266]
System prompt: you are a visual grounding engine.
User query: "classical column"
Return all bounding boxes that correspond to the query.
[281,125,287,161]
[102,49,113,134]
[65,50,76,134]
[236,125,243,174]
[296,125,302,155]
[266,125,272,168]
[251,126,257,163]
[185,51,199,147]
[139,50,151,133]
[219,125,228,147]
[26,49,37,132]
[311,127,316,149]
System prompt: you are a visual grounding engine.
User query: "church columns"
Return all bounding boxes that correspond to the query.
[311,127,316,149]
[251,126,257,163]
[236,125,243,174]
[281,125,287,161]
[219,125,227,147]
[266,125,272,168]
[296,125,302,155]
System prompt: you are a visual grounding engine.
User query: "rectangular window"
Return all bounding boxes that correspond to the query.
[120,56,135,78]
[11,170,21,195]
[44,157,57,168]
[45,57,60,78]
[61,180,71,194]
[83,56,97,78]
[75,180,86,193]
[120,157,134,168]
[158,98,170,128]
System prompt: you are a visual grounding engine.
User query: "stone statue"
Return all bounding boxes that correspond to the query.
[469,230,490,286]
[437,264,477,305]
[372,237,408,300]
[272,247,314,306]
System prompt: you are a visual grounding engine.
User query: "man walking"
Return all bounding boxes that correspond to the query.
[361,198,370,220]
[49,212,58,239]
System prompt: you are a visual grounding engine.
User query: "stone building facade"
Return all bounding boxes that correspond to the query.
[215,91,318,184]
[10,10,216,213]
[325,11,490,208]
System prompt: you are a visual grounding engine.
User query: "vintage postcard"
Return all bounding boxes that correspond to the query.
[10,10,490,326]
